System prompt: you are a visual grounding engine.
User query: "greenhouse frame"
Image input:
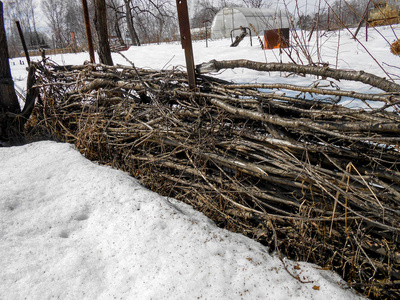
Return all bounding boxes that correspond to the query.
[211,7,290,39]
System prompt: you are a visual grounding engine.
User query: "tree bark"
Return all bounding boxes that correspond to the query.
[197,59,400,93]
[0,1,21,141]
[124,0,140,46]
[0,1,19,115]
[114,17,126,48]
[94,0,113,66]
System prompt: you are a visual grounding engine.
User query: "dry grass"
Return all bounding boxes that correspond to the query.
[391,39,400,56]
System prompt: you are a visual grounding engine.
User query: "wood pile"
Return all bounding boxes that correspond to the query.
[27,58,400,299]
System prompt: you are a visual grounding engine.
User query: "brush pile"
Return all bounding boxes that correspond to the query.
[28,58,400,299]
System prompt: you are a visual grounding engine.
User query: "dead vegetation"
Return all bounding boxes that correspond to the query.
[391,39,400,56]
[27,58,400,299]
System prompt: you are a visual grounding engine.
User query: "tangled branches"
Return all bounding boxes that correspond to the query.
[28,59,400,299]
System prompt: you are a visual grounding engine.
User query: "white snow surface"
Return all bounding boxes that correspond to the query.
[3,25,399,300]
[1,141,363,299]
[10,25,400,106]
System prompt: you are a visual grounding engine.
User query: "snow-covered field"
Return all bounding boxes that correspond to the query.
[2,26,399,299]
[10,25,400,93]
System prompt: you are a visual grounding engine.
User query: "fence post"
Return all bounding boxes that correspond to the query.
[81,0,95,63]
[176,0,196,89]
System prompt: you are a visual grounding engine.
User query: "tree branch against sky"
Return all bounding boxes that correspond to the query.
[41,0,68,47]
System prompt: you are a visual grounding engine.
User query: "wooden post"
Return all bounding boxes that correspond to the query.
[176,0,196,89]
[70,31,77,52]
[81,0,95,63]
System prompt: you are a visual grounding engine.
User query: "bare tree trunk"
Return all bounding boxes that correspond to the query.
[29,0,40,47]
[0,2,19,113]
[94,0,113,65]
[124,0,140,46]
[0,1,20,141]
[108,0,126,47]
[114,18,126,47]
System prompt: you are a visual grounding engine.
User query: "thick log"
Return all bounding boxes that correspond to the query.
[197,59,400,93]
[210,98,400,136]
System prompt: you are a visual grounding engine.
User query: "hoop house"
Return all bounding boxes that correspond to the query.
[211,7,289,39]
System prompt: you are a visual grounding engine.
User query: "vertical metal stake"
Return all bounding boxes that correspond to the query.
[15,21,30,65]
[205,27,208,48]
[176,0,196,89]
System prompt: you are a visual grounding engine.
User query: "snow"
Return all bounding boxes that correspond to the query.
[1,141,364,299]
[4,25,400,300]
[10,25,400,101]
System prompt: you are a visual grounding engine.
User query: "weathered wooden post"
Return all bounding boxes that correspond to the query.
[176,0,196,89]
[81,0,95,63]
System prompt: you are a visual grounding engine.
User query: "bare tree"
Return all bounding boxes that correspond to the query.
[94,0,113,65]
[123,0,176,44]
[191,0,219,28]
[107,0,127,47]
[0,1,20,141]
[242,0,268,8]
[12,0,41,47]
[2,0,43,55]
[41,0,68,48]
[124,0,140,45]
[65,0,86,48]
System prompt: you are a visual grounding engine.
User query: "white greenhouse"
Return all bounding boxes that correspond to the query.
[211,7,290,39]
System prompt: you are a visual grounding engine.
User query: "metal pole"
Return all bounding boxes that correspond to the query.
[205,26,208,47]
[15,21,30,65]
[354,0,370,38]
[176,0,196,89]
[203,20,210,48]
[81,0,95,63]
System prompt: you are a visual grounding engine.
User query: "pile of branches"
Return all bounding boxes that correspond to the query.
[28,58,400,299]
